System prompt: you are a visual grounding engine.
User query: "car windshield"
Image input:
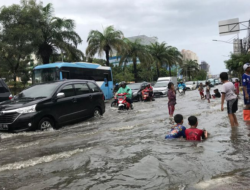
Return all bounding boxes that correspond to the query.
[17,83,60,99]
[186,82,194,85]
[127,83,142,90]
[154,82,168,87]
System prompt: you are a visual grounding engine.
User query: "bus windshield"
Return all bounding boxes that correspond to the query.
[33,68,59,84]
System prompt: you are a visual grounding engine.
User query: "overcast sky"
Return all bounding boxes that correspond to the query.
[2,0,250,74]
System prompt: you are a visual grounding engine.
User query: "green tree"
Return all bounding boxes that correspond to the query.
[181,60,199,81]
[86,25,124,66]
[0,0,42,93]
[37,3,84,64]
[167,47,183,76]
[148,42,172,78]
[225,53,250,78]
[193,70,207,80]
[119,39,152,82]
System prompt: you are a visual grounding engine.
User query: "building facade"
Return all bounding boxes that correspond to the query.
[181,49,199,63]
[199,61,210,72]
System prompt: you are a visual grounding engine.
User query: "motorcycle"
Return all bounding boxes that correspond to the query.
[178,86,185,95]
[111,96,118,107]
[116,93,131,110]
[141,89,153,101]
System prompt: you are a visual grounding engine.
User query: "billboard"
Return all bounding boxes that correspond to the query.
[219,18,240,36]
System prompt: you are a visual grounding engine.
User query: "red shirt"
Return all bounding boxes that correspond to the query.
[185,128,204,141]
[145,86,153,91]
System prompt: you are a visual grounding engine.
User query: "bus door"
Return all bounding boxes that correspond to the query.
[104,73,111,99]
[61,71,70,80]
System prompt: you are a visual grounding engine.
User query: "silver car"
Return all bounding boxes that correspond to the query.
[153,81,169,96]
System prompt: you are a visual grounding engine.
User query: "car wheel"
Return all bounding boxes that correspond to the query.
[38,117,54,131]
[93,107,102,118]
[138,95,142,102]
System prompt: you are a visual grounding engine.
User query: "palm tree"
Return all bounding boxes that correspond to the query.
[181,60,199,81]
[166,47,183,76]
[86,26,124,66]
[119,38,152,82]
[148,42,172,78]
[37,3,84,64]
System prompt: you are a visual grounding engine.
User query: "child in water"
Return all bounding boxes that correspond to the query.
[185,116,208,141]
[234,79,240,98]
[205,82,211,103]
[198,83,204,99]
[212,89,221,98]
[167,82,176,124]
[165,114,186,139]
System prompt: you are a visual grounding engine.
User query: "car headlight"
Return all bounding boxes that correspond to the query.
[133,92,137,96]
[16,105,37,114]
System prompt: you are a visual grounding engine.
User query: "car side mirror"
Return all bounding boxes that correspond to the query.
[57,92,65,99]
[193,82,195,84]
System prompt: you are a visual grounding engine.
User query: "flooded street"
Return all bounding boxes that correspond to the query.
[0,85,249,190]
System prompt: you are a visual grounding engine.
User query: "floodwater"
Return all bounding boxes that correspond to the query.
[0,85,249,190]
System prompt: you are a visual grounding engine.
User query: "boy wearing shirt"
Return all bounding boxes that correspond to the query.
[185,116,208,141]
[220,72,239,127]
[242,63,250,109]
[165,114,186,139]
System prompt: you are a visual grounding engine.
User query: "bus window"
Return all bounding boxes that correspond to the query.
[104,74,108,87]
[62,71,70,79]
[33,68,59,84]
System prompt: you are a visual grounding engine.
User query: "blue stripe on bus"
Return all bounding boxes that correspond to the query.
[35,62,104,70]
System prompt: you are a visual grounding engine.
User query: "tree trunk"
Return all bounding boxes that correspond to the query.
[188,70,191,81]
[13,74,17,95]
[156,62,160,78]
[39,43,53,64]
[169,66,172,76]
[105,50,110,66]
[133,58,137,82]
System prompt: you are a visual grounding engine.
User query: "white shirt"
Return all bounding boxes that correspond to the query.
[221,82,237,101]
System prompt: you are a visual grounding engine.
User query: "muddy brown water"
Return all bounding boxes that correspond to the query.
[0,85,249,190]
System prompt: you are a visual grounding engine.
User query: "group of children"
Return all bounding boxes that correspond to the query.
[165,114,208,141]
[166,69,245,140]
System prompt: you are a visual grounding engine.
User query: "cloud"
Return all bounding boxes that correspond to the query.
[2,0,250,74]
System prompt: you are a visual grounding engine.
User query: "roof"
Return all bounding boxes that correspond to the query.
[34,62,111,70]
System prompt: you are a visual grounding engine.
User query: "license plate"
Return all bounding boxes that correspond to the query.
[0,124,8,130]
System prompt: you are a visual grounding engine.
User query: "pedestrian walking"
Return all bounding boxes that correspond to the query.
[205,82,210,103]
[220,72,239,127]
[167,82,176,124]
[242,63,250,109]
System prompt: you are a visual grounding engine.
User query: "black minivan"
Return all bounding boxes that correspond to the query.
[0,79,12,102]
[0,80,105,132]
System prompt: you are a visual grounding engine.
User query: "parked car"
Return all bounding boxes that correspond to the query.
[0,79,12,103]
[231,77,240,85]
[185,81,197,90]
[0,80,105,132]
[153,81,169,96]
[157,77,177,87]
[215,79,219,85]
[198,80,207,87]
[127,82,148,101]
[207,79,215,87]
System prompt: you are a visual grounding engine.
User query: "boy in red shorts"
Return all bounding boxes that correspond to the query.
[185,116,208,141]
[198,83,204,99]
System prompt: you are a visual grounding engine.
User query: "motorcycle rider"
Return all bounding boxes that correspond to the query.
[178,80,186,94]
[142,83,154,101]
[115,81,133,109]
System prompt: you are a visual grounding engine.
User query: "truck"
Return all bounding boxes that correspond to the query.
[157,77,178,87]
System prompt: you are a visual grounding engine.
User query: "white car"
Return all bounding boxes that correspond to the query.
[185,81,197,90]
[153,81,169,96]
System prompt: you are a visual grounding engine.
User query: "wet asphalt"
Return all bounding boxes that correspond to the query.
[0,85,249,190]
